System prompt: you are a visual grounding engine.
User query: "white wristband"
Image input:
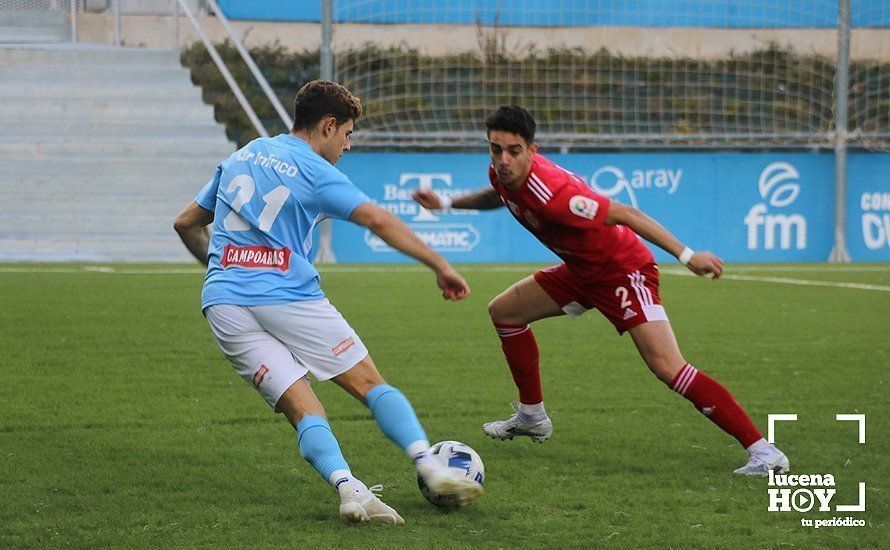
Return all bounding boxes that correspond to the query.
[678,247,695,265]
[438,194,453,210]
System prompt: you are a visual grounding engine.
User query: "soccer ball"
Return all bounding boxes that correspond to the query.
[417,440,485,509]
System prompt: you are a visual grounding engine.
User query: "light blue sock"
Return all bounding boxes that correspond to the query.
[365,384,429,454]
[297,415,350,485]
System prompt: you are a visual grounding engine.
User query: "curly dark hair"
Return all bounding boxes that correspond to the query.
[291,80,363,132]
[484,105,536,144]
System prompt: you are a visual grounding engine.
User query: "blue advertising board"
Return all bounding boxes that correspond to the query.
[331,152,890,263]
[218,1,884,28]
[847,154,890,261]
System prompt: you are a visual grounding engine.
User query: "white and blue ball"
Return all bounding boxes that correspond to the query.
[417,440,485,509]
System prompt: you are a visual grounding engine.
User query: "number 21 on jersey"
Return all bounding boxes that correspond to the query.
[222,174,291,232]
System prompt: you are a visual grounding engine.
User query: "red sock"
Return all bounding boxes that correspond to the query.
[494,322,543,404]
[670,364,762,449]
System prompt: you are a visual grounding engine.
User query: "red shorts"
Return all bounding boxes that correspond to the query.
[534,263,668,334]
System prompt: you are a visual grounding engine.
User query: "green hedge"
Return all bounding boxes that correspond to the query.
[181,41,889,148]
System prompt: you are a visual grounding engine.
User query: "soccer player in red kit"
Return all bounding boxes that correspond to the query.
[413,106,788,476]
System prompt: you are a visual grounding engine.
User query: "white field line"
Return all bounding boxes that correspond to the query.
[0,265,541,275]
[1,264,887,273]
[1,264,889,292]
[0,267,205,274]
[721,265,890,272]
[660,268,890,293]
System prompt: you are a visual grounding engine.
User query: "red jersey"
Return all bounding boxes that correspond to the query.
[489,153,654,280]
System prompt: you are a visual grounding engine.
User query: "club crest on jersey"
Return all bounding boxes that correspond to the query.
[221,244,291,272]
[569,195,598,220]
[506,200,521,216]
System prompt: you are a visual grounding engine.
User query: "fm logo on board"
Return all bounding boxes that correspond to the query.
[744,162,807,250]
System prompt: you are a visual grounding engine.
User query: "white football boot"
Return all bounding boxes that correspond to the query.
[733,442,789,476]
[482,404,552,443]
[338,481,404,525]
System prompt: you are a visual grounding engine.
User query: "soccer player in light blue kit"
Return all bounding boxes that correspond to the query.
[174,81,482,524]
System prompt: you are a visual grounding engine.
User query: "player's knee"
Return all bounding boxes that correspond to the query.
[355,378,385,401]
[281,403,326,428]
[646,356,685,384]
[364,383,403,412]
[487,298,500,321]
[488,296,512,323]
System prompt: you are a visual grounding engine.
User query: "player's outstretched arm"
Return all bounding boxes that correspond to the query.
[173,200,214,266]
[349,202,470,300]
[604,201,724,278]
[412,187,503,211]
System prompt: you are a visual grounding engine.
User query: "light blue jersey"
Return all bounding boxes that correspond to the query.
[195,134,370,309]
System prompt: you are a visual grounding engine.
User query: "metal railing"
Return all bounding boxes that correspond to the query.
[41,0,292,142]
[64,0,186,46]
[175,0,267,137]
[204,0,292,129]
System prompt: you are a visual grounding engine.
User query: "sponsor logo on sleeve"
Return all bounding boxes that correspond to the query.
[569,195,599,220]
[220,244,291,272]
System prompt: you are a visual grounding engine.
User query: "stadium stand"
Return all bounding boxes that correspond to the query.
[0,6,68,43]
[0,44,234,261]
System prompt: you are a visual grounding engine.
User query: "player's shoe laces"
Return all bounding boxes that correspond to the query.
[482,403,553,443]
[416,462,484,508]
[338,483,404,525]
[733,444,789,477]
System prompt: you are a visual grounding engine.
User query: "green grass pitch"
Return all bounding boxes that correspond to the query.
[1,263,887,548]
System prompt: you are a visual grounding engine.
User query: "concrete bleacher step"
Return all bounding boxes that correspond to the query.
[0,234,198,262]
[0,238,197,263]
[0,10,68,27]
[2,195,201,218]
[0,137,234,159]
[0,64,194,84]
[0,46,180,66]
[0,120,228,140]
[0,44,236,261]
[0,123,225,142]
[0,10,70,44]
[3,179,212,198]
[0,26,70,43]
[0,97,217,120]
[1,157,225,177]
[0,82,204,101]
[2,195,194,213]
